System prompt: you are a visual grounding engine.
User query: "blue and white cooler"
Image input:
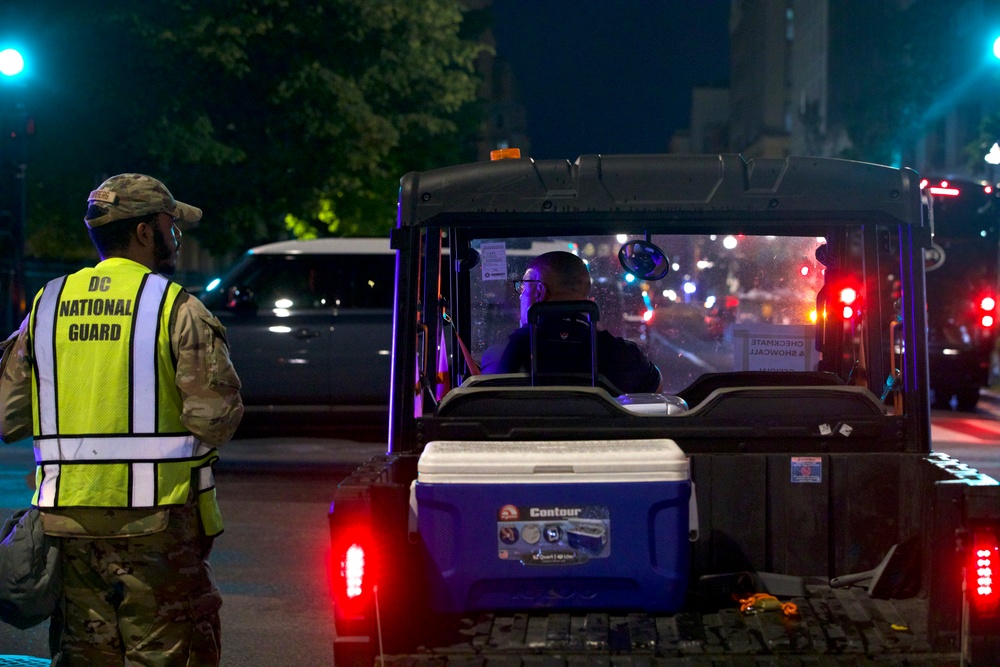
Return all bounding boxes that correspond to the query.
[413,439,692,612]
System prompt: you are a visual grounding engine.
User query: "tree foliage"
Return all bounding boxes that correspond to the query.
[10,0,490,258]
[835,1,960,166]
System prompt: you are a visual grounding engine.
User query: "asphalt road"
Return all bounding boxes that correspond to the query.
[2,400,1000,664]
[0,436,386,666]
[931,392,1000,481]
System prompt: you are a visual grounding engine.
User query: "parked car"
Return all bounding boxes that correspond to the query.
[198,238,394,429]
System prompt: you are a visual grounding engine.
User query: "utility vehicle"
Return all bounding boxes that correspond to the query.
[330,153,1000,665]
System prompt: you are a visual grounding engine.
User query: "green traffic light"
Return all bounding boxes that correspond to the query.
[0,48,25,77]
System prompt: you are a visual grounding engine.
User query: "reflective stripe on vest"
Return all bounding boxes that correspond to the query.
[35,435,211,463]
[31,271,215,511]
[33,276,64,436]
[133,274,167,433]
[35,445,218,509]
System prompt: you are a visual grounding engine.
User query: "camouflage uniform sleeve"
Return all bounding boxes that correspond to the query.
[172,293,244,446]
[0,317,33,444]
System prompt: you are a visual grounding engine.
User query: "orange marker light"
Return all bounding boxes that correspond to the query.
[490,148,522,161]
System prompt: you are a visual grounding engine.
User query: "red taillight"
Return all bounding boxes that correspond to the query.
[929,186,960,196]
[343,543,367,598]
[836,286,861,320]
[642,309,654,322]
[979,296,996,328]
[969,529,1000,616]
[332,527,377,618]
[929,180,960,196]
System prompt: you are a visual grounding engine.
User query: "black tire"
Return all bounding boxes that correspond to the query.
[956,386,980,412]
[931,384,954,410]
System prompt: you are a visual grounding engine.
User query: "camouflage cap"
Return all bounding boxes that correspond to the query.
[84,173,202,228]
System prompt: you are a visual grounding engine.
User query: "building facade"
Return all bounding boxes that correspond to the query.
[719,0,1000,182]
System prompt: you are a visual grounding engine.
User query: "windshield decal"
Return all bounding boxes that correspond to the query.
[479,241,509,281]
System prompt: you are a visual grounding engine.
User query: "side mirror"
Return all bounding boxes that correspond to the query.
[457,248,480,273]
[618,240,669,281]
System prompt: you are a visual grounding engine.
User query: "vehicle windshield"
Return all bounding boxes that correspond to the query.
[468,233,827,395]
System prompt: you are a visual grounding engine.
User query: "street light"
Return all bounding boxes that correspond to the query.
[994,35,1000,61]
[987,143,1000,190]
[987,143,1000,166]
[0,48,24,78]
[0,45,28,333]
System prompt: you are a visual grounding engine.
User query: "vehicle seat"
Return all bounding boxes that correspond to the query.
[460,371,626,396]
[435,385,630,418]
[677,370,845,409]
[528,300,604,389]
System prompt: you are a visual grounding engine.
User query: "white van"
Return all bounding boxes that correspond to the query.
[198,237,579,425]
[198,238,395,419]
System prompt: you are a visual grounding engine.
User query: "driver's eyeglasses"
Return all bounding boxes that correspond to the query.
[511,279,544,294]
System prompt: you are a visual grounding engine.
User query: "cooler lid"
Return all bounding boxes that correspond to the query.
[417,439,688,484]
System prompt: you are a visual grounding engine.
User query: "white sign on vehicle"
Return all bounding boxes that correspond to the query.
[732,324,816,372]
[480,242,509,281]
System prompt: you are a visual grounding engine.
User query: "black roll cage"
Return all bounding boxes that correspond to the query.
[387,154,931,456]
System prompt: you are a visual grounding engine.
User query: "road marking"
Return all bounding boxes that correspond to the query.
[932,416,1000,444]
[649,330,718,372]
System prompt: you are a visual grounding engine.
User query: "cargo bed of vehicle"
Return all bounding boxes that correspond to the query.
[385,587,953,665]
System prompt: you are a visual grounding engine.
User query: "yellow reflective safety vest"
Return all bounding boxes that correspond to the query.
[27,259,223,536]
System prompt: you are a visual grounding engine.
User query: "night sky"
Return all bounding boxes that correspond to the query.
[491,1,731,160]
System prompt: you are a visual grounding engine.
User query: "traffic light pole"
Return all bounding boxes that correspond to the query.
[11,154,26,329]
[0,46,28,334]
[0,108,28,334]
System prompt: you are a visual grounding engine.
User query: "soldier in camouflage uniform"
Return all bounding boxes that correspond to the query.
[0,174,243,666]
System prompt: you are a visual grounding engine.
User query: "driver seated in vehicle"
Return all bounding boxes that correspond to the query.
[480,251,663,394]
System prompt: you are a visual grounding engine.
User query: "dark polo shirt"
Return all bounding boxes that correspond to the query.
[481,324,662,394]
